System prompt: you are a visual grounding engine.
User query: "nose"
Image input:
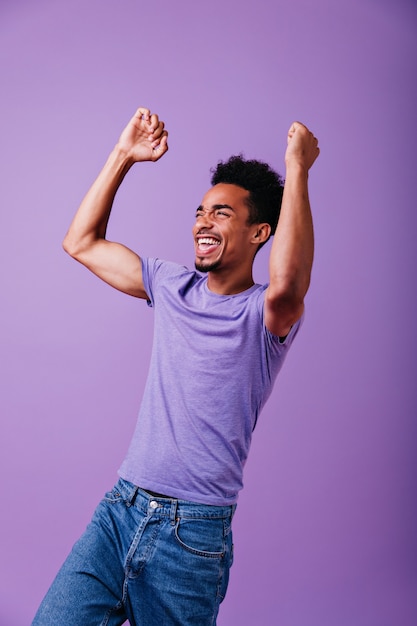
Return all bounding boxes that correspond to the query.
[195,211,214,229]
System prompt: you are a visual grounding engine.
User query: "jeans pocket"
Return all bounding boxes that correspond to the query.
[174,517,225,559]
[103,484,124,504]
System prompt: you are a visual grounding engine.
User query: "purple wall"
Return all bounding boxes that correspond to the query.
[1,0,416,624]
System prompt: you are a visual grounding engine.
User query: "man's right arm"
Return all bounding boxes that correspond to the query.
[62,107,168,298]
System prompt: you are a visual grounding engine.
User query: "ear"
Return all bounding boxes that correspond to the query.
[250,223,271,245]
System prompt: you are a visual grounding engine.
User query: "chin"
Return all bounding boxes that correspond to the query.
[195,258,222,273]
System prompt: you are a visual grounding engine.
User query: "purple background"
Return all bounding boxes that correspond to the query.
[1,0,416,624]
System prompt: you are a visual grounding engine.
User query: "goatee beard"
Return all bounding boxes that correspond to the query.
[195,259,222,273]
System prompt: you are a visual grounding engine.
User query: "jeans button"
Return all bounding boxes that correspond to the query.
[149,500,158,509]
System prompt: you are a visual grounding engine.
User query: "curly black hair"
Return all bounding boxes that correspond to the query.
[210,155,284,249]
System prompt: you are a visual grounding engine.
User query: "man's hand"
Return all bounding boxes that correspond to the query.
[285,121,319,172]
[117,107,168,163]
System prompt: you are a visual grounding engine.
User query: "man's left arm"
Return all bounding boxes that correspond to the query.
[264,122,320,337]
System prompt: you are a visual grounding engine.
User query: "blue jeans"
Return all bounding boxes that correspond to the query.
[32,478,235,625]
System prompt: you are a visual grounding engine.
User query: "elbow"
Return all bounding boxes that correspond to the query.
[62,233,85,259]
[62,234,77,258]
[62,234,71,256]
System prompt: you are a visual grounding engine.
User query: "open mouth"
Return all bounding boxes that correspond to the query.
[196,235,221,255]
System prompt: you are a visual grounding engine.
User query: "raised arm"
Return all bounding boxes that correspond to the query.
[264,121,319,337]
[62,107,168,298]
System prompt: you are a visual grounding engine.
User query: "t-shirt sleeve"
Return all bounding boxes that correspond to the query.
[141,258,188,308]
[141,257,159,307]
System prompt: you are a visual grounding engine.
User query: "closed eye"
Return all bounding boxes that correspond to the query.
[195,205,234,219]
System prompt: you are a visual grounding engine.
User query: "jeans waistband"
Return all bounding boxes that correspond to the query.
[115,478,236,520]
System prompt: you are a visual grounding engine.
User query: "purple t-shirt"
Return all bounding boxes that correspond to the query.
[119,258,302,505]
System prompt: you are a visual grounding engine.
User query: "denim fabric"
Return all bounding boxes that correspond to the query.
[32,478,235,626]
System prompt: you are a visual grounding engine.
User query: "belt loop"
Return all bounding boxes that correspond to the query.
[170,499,178,524]
[126,486,139,507]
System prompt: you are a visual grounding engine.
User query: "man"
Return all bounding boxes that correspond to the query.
[33,107,319,625]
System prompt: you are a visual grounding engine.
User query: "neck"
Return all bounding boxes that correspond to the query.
[206,270,255,295]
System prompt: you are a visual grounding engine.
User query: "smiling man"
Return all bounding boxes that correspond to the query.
[33,107,319,626]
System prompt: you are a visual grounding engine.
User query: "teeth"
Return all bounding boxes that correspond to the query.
[198,237,220,245]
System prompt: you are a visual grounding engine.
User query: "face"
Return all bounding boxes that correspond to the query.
[192,183,257,273]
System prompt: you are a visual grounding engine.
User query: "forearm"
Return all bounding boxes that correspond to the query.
[63,146,134,257]
[268,162,314,303]
[60,107,167,298]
